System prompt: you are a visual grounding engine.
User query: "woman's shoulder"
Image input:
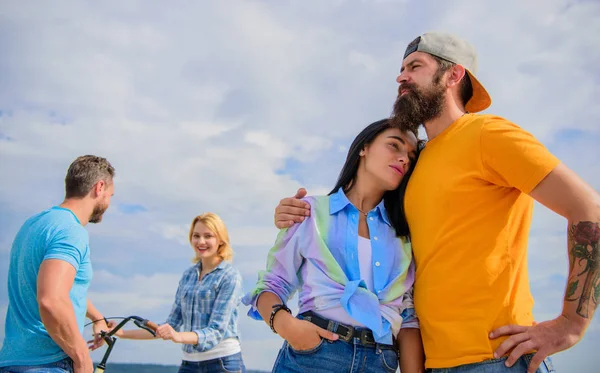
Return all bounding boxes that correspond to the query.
[179,263,200,278]
[301,194,328,204]
[300,194,330,215]
[218,262,243,281]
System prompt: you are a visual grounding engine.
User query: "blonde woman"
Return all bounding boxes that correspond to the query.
[115,213,246,373]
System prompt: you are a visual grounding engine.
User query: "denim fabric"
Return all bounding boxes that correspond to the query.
[0,357,73,373]
[427,354,555,373]
[271,338,398,373]
[176,352,246,373]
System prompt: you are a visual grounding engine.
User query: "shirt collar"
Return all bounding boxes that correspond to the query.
[197,260,229,273]
[52,206,82,225]
[329,188,391,226]
[216,261,229,270]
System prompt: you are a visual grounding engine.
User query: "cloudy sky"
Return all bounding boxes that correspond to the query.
[1,0,599,371]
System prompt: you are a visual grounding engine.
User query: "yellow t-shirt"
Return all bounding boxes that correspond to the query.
[405,114,560,368]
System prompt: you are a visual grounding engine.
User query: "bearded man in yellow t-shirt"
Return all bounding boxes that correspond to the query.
[272,32,599,373]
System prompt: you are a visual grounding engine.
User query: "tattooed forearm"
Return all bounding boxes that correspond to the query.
[565,221,600,319]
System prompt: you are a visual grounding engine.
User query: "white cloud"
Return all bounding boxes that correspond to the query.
[88,270,181,313]
[349,50,379,73]
[228,225,280,249]
[244,131,290,159]
[161,224,191,246]
[1,0,599,371]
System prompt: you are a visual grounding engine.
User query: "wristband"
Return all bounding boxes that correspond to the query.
[269,303,292,334]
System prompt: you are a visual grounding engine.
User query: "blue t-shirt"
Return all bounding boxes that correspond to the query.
[0,206,92,366]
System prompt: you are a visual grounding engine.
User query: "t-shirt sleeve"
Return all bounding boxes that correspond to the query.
[44,225,89,272]
[480,117,561,193]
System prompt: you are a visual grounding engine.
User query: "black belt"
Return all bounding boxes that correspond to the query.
[299,311,393,348]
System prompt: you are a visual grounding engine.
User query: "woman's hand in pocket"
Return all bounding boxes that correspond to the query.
[282,318,338,351]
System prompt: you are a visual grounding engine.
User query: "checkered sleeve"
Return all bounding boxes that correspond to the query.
[192,269,243,349]
[165,277,185,331]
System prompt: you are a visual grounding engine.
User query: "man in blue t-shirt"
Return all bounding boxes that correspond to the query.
[0,155,116,373]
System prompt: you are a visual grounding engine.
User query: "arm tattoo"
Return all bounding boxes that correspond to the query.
[565,221,600,319]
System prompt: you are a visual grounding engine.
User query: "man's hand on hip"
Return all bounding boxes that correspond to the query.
[490,315,585,373]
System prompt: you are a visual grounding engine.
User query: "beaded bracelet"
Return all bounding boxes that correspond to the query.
[269,303,292,334]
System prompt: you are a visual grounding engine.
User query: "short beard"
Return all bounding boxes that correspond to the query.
[89,202,108,224]
[390,71,447,133]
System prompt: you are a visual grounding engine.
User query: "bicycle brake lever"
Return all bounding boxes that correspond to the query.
[99,330,115,347]
[99,330,110,341]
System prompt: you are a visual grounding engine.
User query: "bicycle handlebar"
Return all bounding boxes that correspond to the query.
[104,315,158,338]
[93,315,159,373]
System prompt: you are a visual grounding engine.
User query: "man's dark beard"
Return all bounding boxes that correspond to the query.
[390,76,446,133]
[89,203,108,224]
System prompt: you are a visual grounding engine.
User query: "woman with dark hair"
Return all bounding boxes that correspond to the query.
[243,119,425,373]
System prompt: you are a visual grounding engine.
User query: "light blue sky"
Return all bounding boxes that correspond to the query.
[1,1,599,371]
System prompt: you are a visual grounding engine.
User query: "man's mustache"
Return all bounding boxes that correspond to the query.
[397,83,417,97]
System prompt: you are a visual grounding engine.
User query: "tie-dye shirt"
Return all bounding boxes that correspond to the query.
[242,188,417,344]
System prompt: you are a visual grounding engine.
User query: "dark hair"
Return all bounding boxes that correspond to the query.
[328,119,424,237]
[432,55,473,107]
[65,155,115,198]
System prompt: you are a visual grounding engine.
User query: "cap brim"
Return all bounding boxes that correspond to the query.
[465,70,491,113]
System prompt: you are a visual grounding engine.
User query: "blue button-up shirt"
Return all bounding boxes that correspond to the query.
[166,261,243,353]
[243,188,417,344]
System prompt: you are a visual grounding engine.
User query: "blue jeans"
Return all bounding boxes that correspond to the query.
[0,358,73,373]
[427,354,555,373]
[272,338,398,373]
[177,352,246,373]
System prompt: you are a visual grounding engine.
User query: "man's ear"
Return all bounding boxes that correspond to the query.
[92,180,106,197]
[447,64,466,88]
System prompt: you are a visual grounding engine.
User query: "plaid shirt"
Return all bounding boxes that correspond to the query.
[165,261,243,353]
